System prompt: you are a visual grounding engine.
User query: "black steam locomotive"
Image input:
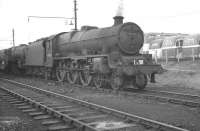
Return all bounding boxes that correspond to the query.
[0,16,162,90]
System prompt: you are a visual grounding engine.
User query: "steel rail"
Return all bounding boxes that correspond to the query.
[71,83,200,108]
[0,78,189,131]
[144,89,200,99]
[121,89,200,108]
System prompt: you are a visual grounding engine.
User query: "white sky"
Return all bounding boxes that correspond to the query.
[0,0,200,49]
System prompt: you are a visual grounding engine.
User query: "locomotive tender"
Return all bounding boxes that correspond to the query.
[0,16,162,90]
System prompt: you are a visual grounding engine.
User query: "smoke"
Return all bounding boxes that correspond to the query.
[116,0,124,16]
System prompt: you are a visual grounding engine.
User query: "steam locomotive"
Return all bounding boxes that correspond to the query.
[0,16,162,90]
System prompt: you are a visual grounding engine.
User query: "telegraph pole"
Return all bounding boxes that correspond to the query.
[12,28,15,47]
[74,0,77,30]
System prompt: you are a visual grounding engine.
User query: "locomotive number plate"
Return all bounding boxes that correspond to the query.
[133,59,144,65]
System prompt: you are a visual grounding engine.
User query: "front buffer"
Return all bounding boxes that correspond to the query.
[110,56,163,90]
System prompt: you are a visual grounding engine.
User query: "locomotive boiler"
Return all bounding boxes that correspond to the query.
[56,16,143,57]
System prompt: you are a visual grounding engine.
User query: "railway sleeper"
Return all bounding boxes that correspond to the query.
[1,96,15,99]
[46,104,68,108]
[13,103,27,106]
[183,101,200,107]
[33,115,52,120]
[0,94,9,97]
[47,123,75,131]
[29,111,46,116]
[41,119,62,126]
[17,105,32,109]
[67,111,97,118]
[59,108,82,114]
[52,105,75,110]
[22,108,38,112]
[9,100,24,104]
[76,114,107,121]
[168,99,198,107]
[2,96,17,99]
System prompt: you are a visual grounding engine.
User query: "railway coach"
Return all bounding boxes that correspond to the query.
[0,44,26,73]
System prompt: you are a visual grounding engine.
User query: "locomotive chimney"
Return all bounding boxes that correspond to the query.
[113,16,124,26]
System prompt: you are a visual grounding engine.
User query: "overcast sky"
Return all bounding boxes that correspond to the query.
[0,0,200,49]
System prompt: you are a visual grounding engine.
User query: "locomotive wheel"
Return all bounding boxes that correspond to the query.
[67,70,78,84]
[93,73,103,88]
[110,76,123,90]
[56,69,66,82]
[135,73,148,90]
[110,70,123,90]
[79,70,92,86]
[56,63,66,82]
[44,71,49,80]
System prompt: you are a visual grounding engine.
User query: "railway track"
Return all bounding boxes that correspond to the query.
[0,88,71,131]
[130,89,200,108]
[0,78,188,131]
[1,74,200,108]
[73,83,200,108]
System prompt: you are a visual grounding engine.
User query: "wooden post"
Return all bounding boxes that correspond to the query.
[192,47,195,62]
[177,48,180,63]
[165,50,168,64]
[155,50,158,64]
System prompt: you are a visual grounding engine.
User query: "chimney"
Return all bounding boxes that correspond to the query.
[113,16,124,26]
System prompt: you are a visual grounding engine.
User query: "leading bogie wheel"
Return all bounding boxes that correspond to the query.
[79,70,92,86]
[93,73,103,89]
[67,70,78,84]
[110,75,123,90]
[56,62,66,82]
[44,71,50,80]
[56,69,66,82]
[135,73,147,90]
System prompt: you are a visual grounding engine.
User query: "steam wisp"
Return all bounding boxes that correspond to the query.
[116,0,124,16]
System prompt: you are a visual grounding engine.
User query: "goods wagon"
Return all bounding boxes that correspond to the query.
[25,39,46,66]
[10,44,26,68]
[0,49,10,70]
[0,45,26,71]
